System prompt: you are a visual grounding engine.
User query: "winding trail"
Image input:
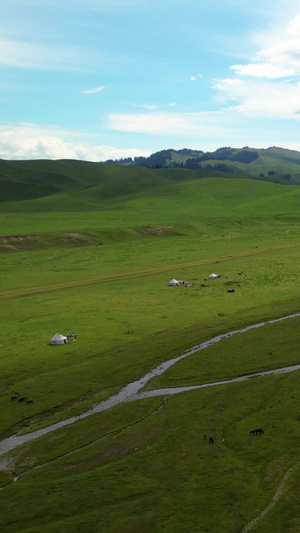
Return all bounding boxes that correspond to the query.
[1,313,300,531]
[2,241,300,302]
[242,459,300,532]
[1,312,300,458]
[0,396,167,491]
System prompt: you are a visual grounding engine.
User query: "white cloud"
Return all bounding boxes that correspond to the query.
[132,102,176,110]
[108,111,226,136]
[0,123,151,161]
[82,85,108,94]
[212,11,300,119]
[0,39,100,71]
[230,62,294,78]
[213,77,300,117]
[234,12,300,80]
[190,73,203,81]
[105,107,300,153]
[256,40,300,74]
[105,12,300,141]
[212,78,246,101]
[133,104,160,110]
[287,12,300,33]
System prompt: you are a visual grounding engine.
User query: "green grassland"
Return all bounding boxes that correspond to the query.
[1,159,300,531]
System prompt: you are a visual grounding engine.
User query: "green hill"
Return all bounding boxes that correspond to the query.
[0,150,298,206]
[0,158,258,204]
[105,145,300,182]
[1,162,300,242]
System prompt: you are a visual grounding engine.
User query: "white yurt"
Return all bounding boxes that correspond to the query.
[208,273,219,279]
[168,278,179,286]
[50,333,68,345]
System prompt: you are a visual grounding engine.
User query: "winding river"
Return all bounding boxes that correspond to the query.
[1,312,300,457]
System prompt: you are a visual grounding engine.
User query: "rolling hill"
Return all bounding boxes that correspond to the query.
[1,147,299,207]
[0,157,299,238]
[105,145,300,181]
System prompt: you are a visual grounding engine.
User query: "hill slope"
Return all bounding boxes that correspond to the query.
[0,153,297,205]
[105,146,300,181]
[1,169,300,241]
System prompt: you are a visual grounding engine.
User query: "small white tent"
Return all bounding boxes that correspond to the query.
[50,333,68,345]
[208,273,219,279]
[168,278,179,286]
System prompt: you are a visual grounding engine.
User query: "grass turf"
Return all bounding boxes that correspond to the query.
[1,167,300,530]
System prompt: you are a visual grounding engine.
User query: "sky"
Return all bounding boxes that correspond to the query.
[2,0,300,161]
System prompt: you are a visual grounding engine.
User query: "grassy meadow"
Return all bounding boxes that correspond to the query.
[1,161,300,531]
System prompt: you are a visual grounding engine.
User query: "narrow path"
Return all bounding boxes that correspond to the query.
[2,241,300,301]
[242,460,300,532]
[0,396,167,491]
[0,312,300,457]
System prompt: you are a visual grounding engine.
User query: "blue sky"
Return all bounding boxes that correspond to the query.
[2,0,300,161]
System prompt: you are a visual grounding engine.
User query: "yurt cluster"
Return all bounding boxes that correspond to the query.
[168,272,220,287]
[168,272,238,294]
[50,272,233,345]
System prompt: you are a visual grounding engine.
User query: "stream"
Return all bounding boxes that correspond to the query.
[1,312,300,457]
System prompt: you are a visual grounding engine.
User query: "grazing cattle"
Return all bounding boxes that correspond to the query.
[67,333,77,339]
[227,289,235,293]
[209,437,214,444]
[10,395,18,400]
[203,434,207,440]
[18,397,27,403]
[250,429,264,435]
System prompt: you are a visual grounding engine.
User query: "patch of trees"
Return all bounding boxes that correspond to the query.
[133,156,148,166]
[229,150,259,164]
[105,150,175,168]
[144,149,174,167]
[183,147,259,165]
[184,158,203,169]
[181,147,235,164]
[104,147,260,169]
[205,163,238,173]
[105,157,134,165]
[262,170,292,181]
[209,147,235,160]
[177,148,204,157]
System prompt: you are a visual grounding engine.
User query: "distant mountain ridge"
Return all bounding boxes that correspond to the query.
[105,147,259,168]
[105,146,300,181]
